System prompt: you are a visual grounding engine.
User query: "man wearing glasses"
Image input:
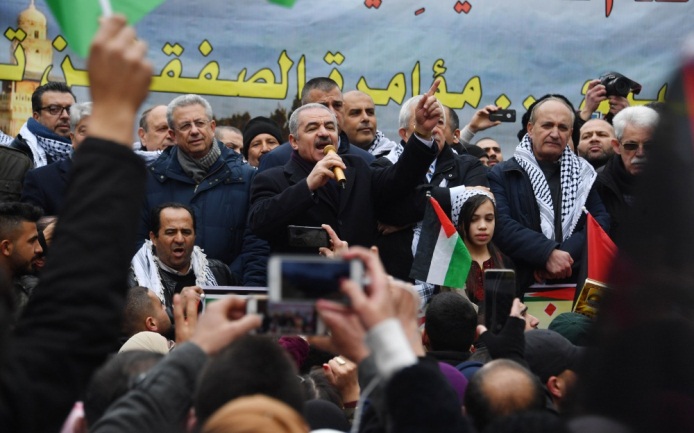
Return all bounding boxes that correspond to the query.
[596,106,658,246]
[8,82,76,168]
[138,94,268,287]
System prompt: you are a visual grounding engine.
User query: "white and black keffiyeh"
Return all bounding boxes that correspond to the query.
[514,133,596,241]
[0,130,13,146]
[368,130,403,164]
[22,118,73,167]
[411,186,494,305]
[131,240,218,303]
[449,186,495,227]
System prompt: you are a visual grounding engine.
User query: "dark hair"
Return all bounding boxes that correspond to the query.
[301,368,343,407]
[301,77,339,105]
[425,291,477,351]
[31,82,76,113]
[458,194,495,240]
[445,106,460,131]
[194,335,305,425]
[464,359,546,432]
[0,202,43,241]
[122,286,154,337]
[300,344,336,374]
[458,195,508,303]
[517,94,576,141]
[83,350,163,426]
[149,202,196,237]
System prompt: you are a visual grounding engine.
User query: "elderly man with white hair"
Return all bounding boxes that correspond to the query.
[595,105,659,246]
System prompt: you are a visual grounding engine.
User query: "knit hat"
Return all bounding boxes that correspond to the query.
[242,117,283,159]
[438,362,469,404]
[524,329,583,384]
[549,312,592,346]
[278,336,310,370]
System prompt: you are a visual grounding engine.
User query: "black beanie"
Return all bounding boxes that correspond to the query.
[242,116,283,158]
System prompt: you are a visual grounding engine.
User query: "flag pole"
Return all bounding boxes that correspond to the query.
[99,0,113,17]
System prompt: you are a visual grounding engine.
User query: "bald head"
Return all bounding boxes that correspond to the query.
[342,91,376,149]
[577,118,615,168]
[464,359,545,431]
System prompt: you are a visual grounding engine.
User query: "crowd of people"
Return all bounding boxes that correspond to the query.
[0,15,692,433]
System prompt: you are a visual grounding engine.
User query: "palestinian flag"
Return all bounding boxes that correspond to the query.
[45,0,166,57]
[586,211,618,284]
[410,197,471,289]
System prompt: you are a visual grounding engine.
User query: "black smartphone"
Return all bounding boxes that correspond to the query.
[489,109,516,123]
[287,225,331,248]
[484,269,516,334]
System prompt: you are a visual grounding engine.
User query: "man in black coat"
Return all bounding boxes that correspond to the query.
[20,102,92,215]
[374,96,489,281]
[248,82,444,255]
[489,96,609,293]
[595,105,658,246]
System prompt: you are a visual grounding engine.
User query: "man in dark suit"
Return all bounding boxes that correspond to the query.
[20,102,92,215]
[248,82,442,254]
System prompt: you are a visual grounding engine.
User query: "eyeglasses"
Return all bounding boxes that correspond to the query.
[622,141,651,152]
[38,105,71,116]
[175,119,210,133]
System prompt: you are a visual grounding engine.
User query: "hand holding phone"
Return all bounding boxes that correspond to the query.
[484,269,516,334]
[489,109,516,123]
[288,225,331,248]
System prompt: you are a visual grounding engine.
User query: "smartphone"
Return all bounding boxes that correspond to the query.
[489,109,516,123]
[484,269,516,334]
[247,296,327,335]
[268,255,364,304]
[287,225,330,248]
[200,286,268,313]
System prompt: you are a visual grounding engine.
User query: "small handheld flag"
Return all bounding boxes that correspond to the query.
[410,196,471,289]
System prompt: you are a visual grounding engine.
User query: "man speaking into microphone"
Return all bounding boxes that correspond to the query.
[248,82,443,254]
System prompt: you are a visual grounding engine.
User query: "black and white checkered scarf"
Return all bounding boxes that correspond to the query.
[22,118,72,166]
[514,133,596,241]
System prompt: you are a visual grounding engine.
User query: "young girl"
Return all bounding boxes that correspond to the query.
[457,194,513,304]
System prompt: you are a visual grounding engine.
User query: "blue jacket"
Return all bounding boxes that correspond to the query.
[488,157,610,292]
[138,142,268,286]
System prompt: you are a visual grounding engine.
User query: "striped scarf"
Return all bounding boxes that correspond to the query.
[513,133,596,241]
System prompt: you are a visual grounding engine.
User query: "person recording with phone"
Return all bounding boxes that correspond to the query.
[248,82,443,255]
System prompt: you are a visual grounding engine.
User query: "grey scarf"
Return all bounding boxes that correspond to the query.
[177,140,222,183]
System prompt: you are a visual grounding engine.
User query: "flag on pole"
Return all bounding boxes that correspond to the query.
[410,196,471,289]
[586,212,617,283]
[268,0,298,7]
[45,0,166,57]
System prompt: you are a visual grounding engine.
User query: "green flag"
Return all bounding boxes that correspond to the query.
[268,0,297,7]
[44,0,166,57]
